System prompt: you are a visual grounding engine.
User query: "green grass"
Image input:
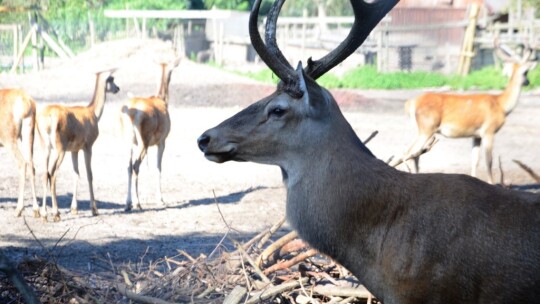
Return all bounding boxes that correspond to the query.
[235,64,540,90]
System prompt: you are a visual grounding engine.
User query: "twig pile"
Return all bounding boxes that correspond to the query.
[120,216,376,303]
[1,217,376,303]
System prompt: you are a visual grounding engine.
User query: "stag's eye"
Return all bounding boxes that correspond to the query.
[269,107,287,118]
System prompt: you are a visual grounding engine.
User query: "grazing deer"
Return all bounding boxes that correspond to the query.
[198,0,540,303]
[37,70,119,222]
[0,89,39,217]
[389,41,537,183]
[120,59,179,211]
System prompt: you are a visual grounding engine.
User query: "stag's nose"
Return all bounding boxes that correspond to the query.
[197,134,210,152]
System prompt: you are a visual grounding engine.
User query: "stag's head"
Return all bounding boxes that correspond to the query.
[198,0,397,166]
[495,38,537,86]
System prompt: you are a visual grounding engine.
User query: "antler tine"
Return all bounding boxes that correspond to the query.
[494,36,521,63]
[520,40,535,63]
[305,0,398,80]
[250,0,302,97]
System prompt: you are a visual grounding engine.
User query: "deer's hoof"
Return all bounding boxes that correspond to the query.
[53,214,61,222]
[91,209,99,216]
[71,208,78,215]
[41,215,48,223]
[33,210,40,218]
[136,204,142,210]
[125,205,132,212]
[15,208,23,217]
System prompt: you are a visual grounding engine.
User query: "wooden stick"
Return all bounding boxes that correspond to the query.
[223,285,247,304]
[257,216,287,249]
[362,130,378,145]
[230,238,272,284]
[279,239,309,256]
[257,231,298,267]
[245,277,309,304]
[263,248,319,275]
[116,283,177,304]
[513,159,540,183]
[388,136,438,167]
[312,284,373,299]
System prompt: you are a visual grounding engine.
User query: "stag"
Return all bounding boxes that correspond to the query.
[0,89,39,217]
[37,70,119,221]
[390,40,537,183]
[198,0,540,303]
[120,59,179,211]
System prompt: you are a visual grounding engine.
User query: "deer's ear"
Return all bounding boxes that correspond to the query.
[296,62,327,116]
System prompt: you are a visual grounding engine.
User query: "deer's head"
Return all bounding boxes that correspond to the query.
[198,0,396,167]
[495,38,537,86]
[106,75,120,94]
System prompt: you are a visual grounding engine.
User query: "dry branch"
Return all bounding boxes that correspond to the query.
[363,130,378,145]
[513,159,540,183]
[245,277,309,304]
[223,285,247,304]
[388,136,439,167]
[257,216,287,249]
[312,282,372,298]
[263,249,319,275]
[117,283,177,304]
[257,231,298,267]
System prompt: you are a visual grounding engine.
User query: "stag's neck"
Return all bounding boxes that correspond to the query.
[88,75,108,120]
[498,68,524,115]
[282,123,405,269]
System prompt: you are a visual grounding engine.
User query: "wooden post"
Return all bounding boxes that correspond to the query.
[12,25,18,68]
[142,17,147,39]
[377,29,383,72]
[301,9,307,60]
[28,13,39,71]
[458,3,480,76]
[88,11,95,47]
[10,24,37,73]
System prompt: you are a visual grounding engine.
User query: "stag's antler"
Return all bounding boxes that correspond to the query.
[494,36,536,63]
[250,0,395,98]
[304,0,395,79]
[250,0,303,98]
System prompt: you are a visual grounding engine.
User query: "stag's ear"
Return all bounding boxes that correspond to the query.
[296,62,328,116]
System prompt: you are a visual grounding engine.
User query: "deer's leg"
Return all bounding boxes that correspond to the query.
[49,149,65,222]
[83,148,98,216]
[70,151,80,215]
[125,145,134,212]
[156,141,166,205]
[15,116,38,217]
[10,141,27,217]
[471,137,482,178]
[482,135,494,184]
[131,145,147,211]
[40,144,51,220]
[24,121,39,217]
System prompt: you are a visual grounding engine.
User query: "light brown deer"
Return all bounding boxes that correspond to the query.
[198,0,540,303]
[0,89,39,217]
[390,42,536,183]
[36,70,119,222]
[120,59,179,211]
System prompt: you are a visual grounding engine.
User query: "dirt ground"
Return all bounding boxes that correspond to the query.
[1,39,540,274]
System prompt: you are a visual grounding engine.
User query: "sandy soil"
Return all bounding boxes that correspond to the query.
[1,39,540,274]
